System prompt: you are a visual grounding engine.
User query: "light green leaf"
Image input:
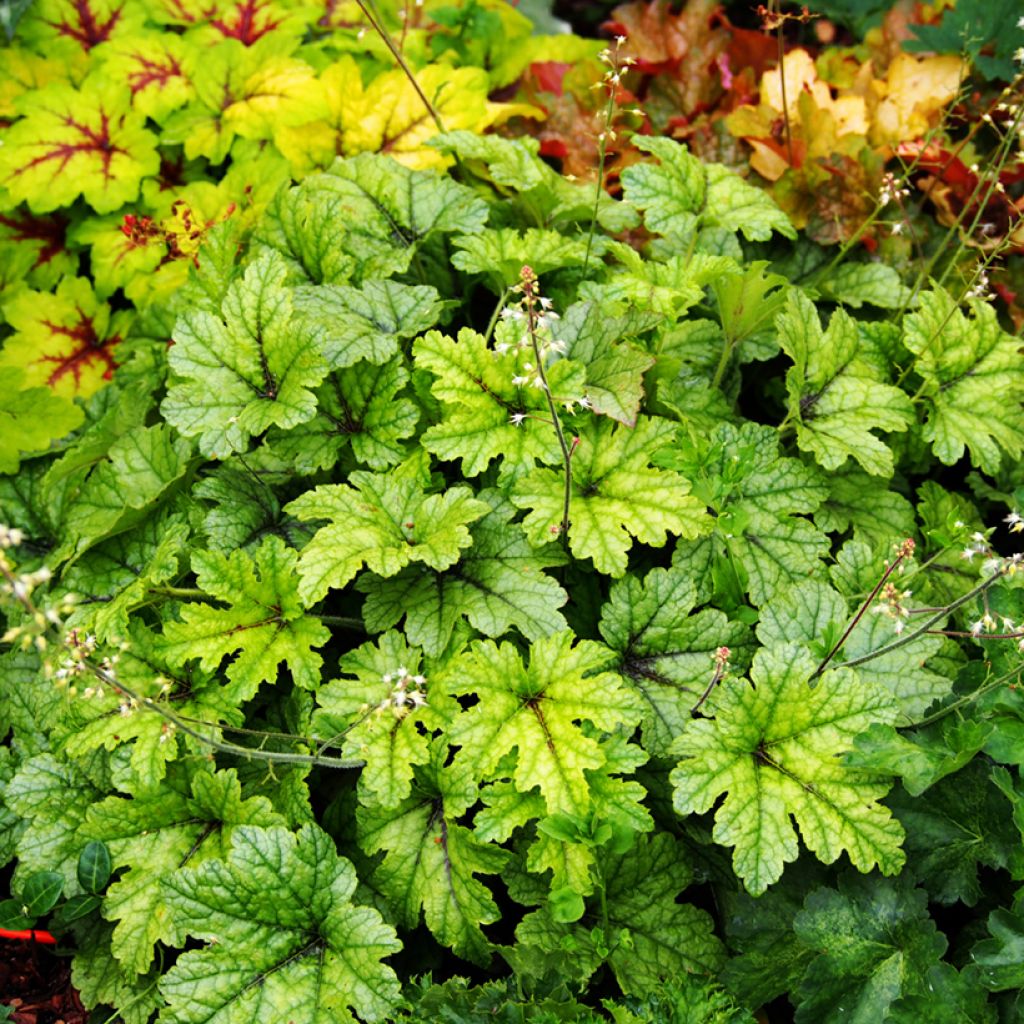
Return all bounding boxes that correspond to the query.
[0,366,84,474]
[160,537,329,702]
[270,357,419,472]
[358,737,507,963]
[162,251,328,458]
[451,228,595,288]
[814,465,916,547]
[513,415,710,577]
[624,136,795,242]
[292,280,443,370]
[662,422,829,606]
[903,287,1024,474]
[83,769,284,975]
[671,645,904,894]
[815,262,913,309]
[442,631,643,816]
[413,327,583,477]
[286,459,488,605]
[598,566,754,756]
[776,291,914,476]
[160,823,402,1024]
[73,918,164,1024]
[312,631,455,809]
[359,490,568,657]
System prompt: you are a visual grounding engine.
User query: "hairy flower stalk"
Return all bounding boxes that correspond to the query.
[517,265,576,544]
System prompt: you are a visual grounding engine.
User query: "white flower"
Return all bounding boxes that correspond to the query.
[511,375,529,387]
[961,547,976,561]
[510,412,527,426]
[970,620,985,636]
[1005,510,1024,533]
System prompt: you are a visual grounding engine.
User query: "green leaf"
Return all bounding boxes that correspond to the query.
[598,566,754,756]
[292,279,443,370]
[358,737,507,963]
[662,422,829,606]
[624,136,795,242]
[0,366,84,474]
[160,536,329,701]
[559,301,658,426]
[974,905,1024,991]
[671,645,904,894]
[312,631,456,809]
[793,874,947,1023]
[77,840,112,894]
[0,78,159,213]
[905,0,1024,80]
[889,964,996,1024]
[515,834,723,997]
[83,768,285,975]
[846,720,992,797]
[451,228,595,288]
[814,465,916,547]
[359,490,568,658]
[286,457,489,605]
[442,631,643,817]
[162,251,328,458]
[903,288,1024,474]
[512,415,710,577]
[814,261,913,310]
[886,762,1024,906]
[160,823,401,1024]
[776,291,914,476]
[413,326,583,477]
[19,870,64,917]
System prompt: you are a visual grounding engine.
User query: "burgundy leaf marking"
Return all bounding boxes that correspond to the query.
[40,308,120,389]
[0,211,70,270]
[47,0,123,50]
[210,0,283,45]
[126,51,186,94]
[14,109,127,185]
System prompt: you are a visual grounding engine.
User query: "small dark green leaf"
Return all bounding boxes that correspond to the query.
[19,871,64,918]
[77,840,112,894]
[0,897,34,930]
[54,892,103,925]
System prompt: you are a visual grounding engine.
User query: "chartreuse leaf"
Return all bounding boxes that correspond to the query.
[270,356,420,473]
[292,280,444,370]
[598,566,754,756]
[663,422,828,607]
[162,251,328,458]
[82,769,284,975]
[429,130,639,233]
[259,155,488,286]
[359,490,568,658]
[160,823,401,1024]
[513,415,710,577]
[413,327,583,477]
[623,136,795,242]
[903,288,1024,474]
[757,579,951,720]
[1,275,132,399]
[313,631,457,810]
[91,30,194,121]
[671,645,904,895]
[442,631,643,816]
[792,874,947,1023]
[451,228,595,288]
[286,455,488,605]
[358,737,507,964]
[558,302,658,426]
[515,834,723,996]
[0,366,84,474]
[72,918,163,1024]
[776,291,914,476]
[0,78,159,213]
[160,536,329,702]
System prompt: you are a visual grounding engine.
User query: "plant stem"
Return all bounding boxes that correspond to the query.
[915,662,1023,729]
[353,0,446,134]
[810,544,912,679]
[319,614,366,631]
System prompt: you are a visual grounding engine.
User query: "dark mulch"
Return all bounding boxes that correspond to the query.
[0,941,86,1024]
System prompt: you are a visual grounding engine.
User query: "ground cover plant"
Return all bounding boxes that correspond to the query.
[2,1,1024,1022]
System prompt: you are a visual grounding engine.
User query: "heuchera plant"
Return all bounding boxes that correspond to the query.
[2,110,1024,1022]
[0,0,596,471]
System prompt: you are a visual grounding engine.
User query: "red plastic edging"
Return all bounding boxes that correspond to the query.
[0,927,57,944]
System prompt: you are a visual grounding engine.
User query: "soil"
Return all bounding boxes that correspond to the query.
[0,941,87,1024]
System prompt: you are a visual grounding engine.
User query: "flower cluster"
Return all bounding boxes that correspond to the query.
[872,582,914,634]
[366,665,428,720]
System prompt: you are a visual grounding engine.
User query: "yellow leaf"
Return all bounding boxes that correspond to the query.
[871,53,965,147]
[224,57,328,140]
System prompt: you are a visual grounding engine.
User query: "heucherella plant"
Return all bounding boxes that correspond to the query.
[2,63,1024,1024]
